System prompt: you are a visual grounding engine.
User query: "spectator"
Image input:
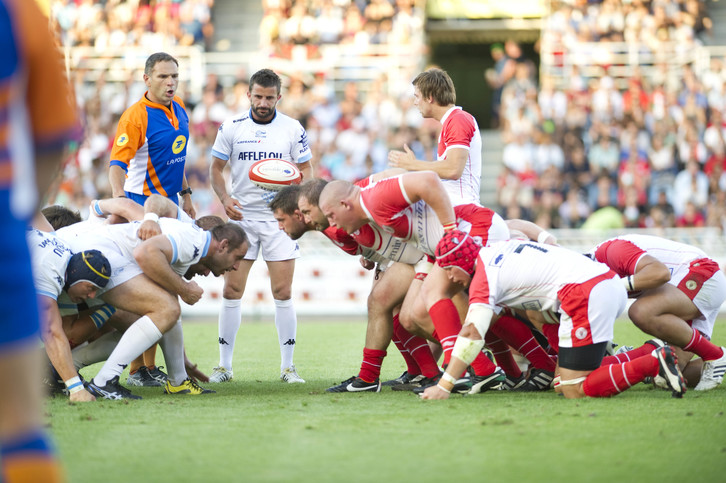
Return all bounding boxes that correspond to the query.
[673,159,709,216]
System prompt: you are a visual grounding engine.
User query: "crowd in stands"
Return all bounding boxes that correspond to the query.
[545,0,712,51]
[260,0,424,57]
[495,0,725,233]
[50,0,214,50]
[50,0,430,221]
[51,0,725,234]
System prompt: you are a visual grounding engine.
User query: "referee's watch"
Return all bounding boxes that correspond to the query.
[179,187,193,196]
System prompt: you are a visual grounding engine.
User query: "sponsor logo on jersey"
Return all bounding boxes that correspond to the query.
[522,300,542,311]
[236,139,262,144]
[172,135,187,154]
[237,151,284,161]
[575,327,589,340]
[116,134,129,147]
[255,130,266,138]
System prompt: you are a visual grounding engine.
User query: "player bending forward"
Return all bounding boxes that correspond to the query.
[421,231,687,400]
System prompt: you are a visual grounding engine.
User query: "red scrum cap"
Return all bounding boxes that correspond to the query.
[435,229,480,275]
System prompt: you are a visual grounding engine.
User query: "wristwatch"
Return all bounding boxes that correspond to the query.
[178,187,193,196]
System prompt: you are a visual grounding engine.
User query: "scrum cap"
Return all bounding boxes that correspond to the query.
[435,229,480,275]
[66,250,111,289]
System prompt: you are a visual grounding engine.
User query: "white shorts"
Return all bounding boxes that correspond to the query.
[557,274,626,349]
[234,218,300,262]
[688,267,726,339]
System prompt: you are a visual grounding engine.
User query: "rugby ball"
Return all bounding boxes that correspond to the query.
[249,158,302,191]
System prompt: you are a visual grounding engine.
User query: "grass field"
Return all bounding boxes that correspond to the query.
[48,317,726,483]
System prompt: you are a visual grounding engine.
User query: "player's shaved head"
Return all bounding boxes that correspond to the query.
[318,180,366,234]
[319,180,355,209]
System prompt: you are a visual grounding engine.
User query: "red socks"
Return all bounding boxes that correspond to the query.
[601,342,656,365]
[683,329,724,361]
[358,348,386,383]
[491,315,556,372]
[485,332,522,378]
[540,323,560,352]
[393,315,440,378]
[391,315,420,376]
[428,299,463,366]
[583,354,658,397]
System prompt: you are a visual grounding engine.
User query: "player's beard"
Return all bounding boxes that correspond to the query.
[251,104,274,122]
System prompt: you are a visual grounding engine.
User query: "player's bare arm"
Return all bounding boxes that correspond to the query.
[388,144,467,180]
[137,194,181,239]
[631,255,672,291]
[421,304,495,400]
[93,197,144,222]
[506,219,558,245]
[369,167,406,182]
[298,160,314,182]
[400,171,456,226]
[210,156,243,221]
[133,236,204,305]
[39,297,96,402]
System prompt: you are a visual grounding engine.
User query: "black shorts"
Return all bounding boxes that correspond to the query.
[558,342,608,371]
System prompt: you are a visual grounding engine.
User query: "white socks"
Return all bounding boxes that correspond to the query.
[218,298,242,370]
[73,331,122,371]
[274,298,297,371]
[92,315,162,387]
[158,319,187,386]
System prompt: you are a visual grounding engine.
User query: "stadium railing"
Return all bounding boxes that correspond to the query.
[539,40,717,89]
[64,43,426,100]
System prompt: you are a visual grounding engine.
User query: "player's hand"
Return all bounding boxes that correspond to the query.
[180,280,204,305]
[222,196,244,221]
[359,257,375,270]
[388,144,416,169]
[186,362,210,383]
[137,220,162,240]
[420,385,451,400]
[181,195,196,219]
[70,388,96,402]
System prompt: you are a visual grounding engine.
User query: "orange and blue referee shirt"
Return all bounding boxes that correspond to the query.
[110,94,189,201]
[0,0,77,219]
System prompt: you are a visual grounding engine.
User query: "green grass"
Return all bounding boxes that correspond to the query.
[49,318,726,483]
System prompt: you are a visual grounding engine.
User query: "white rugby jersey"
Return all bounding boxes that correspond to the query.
[437,106,482,206]
[469,239,611,313]
[354,222,425,265]
[211,109,312,220]
[590,234,710,287]
[27,229,73,300]
[60,218,210,276]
